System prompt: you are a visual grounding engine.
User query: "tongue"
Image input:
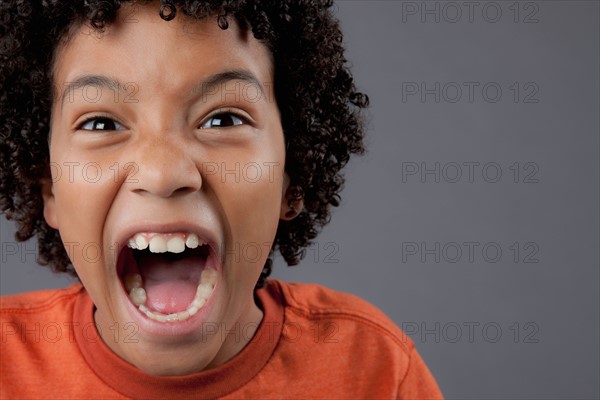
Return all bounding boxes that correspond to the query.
[137,254,206,314]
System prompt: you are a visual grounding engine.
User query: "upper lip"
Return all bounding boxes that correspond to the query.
[113,222,221,271]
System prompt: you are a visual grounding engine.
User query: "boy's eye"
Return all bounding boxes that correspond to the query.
[200,113,245,129]
[79,117,125,131]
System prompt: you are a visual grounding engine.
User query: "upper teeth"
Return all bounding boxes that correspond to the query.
[127,232,206,253]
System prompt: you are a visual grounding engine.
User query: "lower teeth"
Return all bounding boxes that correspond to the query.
[126,268,217,322]
[130,287,147,306]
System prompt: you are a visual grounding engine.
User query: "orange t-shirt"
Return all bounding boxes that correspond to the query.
[0,279,443,399]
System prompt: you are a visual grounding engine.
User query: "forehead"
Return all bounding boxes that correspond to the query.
[52,4,273,100]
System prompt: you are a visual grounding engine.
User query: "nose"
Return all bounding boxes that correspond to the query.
[129,135,202,198]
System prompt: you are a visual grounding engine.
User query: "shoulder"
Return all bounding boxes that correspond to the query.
[0,284,107,399]
[266,279,414,354]
[257,280,444,398]
[0,283,84,321]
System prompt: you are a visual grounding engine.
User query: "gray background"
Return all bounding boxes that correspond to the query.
[1,1,599,399]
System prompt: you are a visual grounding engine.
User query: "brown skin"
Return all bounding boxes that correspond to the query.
[42,4,302,375]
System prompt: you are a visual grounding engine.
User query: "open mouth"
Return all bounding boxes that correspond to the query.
[116,232,218,323]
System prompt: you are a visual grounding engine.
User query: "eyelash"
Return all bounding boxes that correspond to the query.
[199,111,249,129]
[76,111,249,132]
[77,115,125,131]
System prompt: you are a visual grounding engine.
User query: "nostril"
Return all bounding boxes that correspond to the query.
[173,186,199,196]
[131,181,201,198]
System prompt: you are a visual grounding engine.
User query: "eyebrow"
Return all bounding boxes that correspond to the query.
[60,75,124,107]
[59,70,266,107]
[193,70,266,101]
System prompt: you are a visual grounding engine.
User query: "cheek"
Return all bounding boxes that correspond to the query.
[226,177,282,276]
[209,149,285,269]
[50,153,120,270]
[239,169,283,229]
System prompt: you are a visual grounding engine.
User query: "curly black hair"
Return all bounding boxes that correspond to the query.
[0,0,368,288]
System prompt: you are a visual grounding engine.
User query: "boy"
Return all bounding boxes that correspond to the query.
[0,1,443,398]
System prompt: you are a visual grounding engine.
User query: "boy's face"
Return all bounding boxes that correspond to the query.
[43,4,288,375]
